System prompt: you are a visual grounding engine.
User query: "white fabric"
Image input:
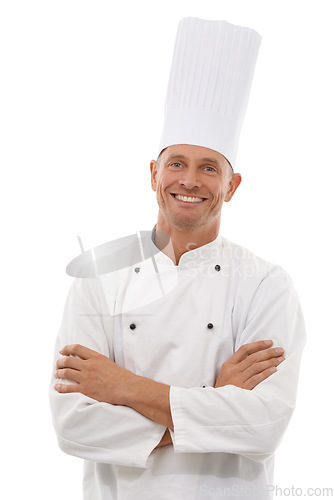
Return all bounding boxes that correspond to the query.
[158,18,262,168]
[49,235,306,500]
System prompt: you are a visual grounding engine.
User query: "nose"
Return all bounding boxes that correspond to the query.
[178,168,202,190]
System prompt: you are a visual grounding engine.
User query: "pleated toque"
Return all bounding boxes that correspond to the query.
[158,17,262,169]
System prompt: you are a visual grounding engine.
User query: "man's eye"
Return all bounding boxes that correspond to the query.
[204,166,215,172]
[171,162,182,168]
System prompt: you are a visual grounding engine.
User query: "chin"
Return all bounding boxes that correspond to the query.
[169,214,208,232]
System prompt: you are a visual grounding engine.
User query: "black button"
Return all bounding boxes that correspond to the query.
[207,323,214,329]
[130,323,136,330]
[134,267,140,273]
[202,385,206,388]
[215,264,221,271]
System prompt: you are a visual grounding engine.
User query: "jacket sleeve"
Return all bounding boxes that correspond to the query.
[49,276,166,468]
[169,267,306,462]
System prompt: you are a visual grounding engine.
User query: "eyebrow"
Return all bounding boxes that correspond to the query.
[166,154,221,167]
[201,157,221,167]
[166,154,187,162]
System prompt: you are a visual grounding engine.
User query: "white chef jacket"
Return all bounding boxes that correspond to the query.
[49,234,306,500]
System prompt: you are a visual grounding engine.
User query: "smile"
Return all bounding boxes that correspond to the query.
[171,194,206,203]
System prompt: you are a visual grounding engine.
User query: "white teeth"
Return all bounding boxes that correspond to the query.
[174,195,204,203]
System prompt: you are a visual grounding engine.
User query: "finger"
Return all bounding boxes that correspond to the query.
[233,340,273,363]
[55,382,81,394]
[243,356,285,378]
[56,355,84,371]
[244,366,278,390]
[55,368,82,383]
[240,347,285,371]
[60,344,100,360]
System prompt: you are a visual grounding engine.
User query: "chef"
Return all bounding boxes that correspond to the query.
[49,18,306,500]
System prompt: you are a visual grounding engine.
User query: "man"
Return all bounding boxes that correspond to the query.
[50,18,306,499]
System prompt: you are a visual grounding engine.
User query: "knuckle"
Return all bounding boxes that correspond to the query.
[243,382,253,390]
[63,356,72,368]
[58,356,68,368]
[247,364,259,376]
[223,366,233,379]
[262,359,275,370]
[238,344,249,355]
[247,352,257,362]
[71,344,81,354]
[261,348,276,360]
[86,359,95,370]
[58,368,72,379]
[250,373,265,387]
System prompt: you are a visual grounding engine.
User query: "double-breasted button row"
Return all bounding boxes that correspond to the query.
[129,322,214,331]
[134,265,220,273]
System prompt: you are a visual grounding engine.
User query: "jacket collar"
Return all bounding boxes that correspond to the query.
[150,230,224,269]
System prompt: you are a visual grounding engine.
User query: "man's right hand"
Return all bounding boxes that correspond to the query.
[214,340,285,390]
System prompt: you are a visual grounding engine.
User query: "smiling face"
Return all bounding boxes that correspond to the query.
[150,144,242,234]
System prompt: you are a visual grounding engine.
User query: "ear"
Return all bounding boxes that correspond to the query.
[224,173,242,202]
[150,160,158,191]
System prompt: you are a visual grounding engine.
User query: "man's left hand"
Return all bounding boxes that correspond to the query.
[55,344,135,406]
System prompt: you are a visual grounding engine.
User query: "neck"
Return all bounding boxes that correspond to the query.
[154,213,220,265]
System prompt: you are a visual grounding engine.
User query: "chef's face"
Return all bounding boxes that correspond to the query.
[150,144,242,233]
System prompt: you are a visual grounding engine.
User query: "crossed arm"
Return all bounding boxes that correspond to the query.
[54,340,285,446]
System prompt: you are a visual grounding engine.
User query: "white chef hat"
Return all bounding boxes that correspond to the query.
[157,17,262,169]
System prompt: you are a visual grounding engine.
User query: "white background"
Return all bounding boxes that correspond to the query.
[1,0,333,498]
